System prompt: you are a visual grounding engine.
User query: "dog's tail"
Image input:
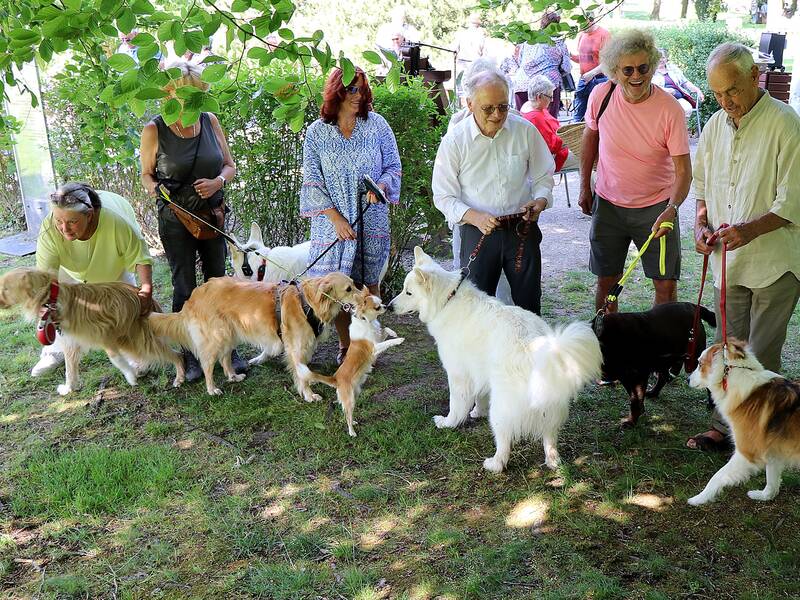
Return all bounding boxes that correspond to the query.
[527,322,602,412]
[296,363,337,388]
[148,312,192,349]
[699,305,716,327]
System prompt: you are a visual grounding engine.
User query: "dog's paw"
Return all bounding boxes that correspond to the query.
[433,415,451,428]
[348,428,357,438]
[208,387,223,396]
[384,327,397,338]
[483,457,505,473]
[228,373,246,383]
[747,489,776,502]
[57,384,74,396]
[687,494,709,506]
[124,374,138,386]
[304,392,322,403]
[469,405,487,419]
[544,455,562,470]
[248,354,267,366]
[172,376,184,388]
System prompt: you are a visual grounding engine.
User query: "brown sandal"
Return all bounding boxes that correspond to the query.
[686,429,733,452]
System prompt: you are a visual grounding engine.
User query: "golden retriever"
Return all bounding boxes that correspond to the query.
[148,272,358,398]
[298,288,404,436]
[0,268,184,395]
[688,339,800,504]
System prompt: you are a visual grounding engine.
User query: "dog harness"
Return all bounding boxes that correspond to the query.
[36,281,60,346]
[275,281,325,340]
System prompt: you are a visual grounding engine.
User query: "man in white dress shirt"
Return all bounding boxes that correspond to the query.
[687,42,800,451]
[432,70,555,314]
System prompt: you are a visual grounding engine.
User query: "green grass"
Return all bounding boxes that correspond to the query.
[1,245,799,598]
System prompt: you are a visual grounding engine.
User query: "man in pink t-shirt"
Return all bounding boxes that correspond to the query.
[578,29,691,312]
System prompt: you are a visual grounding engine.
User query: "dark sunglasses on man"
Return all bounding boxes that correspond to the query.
[621,63,651,77]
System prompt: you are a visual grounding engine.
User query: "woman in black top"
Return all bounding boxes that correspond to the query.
[140,59,242,381]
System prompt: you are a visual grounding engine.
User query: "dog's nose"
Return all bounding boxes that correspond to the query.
[385,300,395,313]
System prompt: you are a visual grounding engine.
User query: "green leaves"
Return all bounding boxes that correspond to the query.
[362,50,382,66]
[339,56,355,87]
[107,53,138,72]
[200,64,227,83]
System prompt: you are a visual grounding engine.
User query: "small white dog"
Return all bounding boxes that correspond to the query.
[228,222,311,282]
[299,288,404,436]
[389,247,602,473]
[688,339,800,505]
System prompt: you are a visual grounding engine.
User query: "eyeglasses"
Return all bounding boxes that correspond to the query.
[344,85,361,95]
[480,103,510,116]
[540,93,553,100]
[620,63,651,77]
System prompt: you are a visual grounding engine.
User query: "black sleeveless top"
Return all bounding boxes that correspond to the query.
[153,112,224,211]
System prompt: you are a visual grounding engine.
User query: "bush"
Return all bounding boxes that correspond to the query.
[652,22,753,127]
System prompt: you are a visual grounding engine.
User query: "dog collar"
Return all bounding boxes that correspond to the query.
[36,281,60,346]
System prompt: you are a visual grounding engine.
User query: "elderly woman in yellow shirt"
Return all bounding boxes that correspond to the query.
[32,182,153,376]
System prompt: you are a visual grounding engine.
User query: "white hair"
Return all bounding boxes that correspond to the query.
[707,42,755,75]
[527,75,555,99]
[466,69,510,99]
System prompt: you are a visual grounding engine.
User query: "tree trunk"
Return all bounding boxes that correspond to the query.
[650,0,662,20]
[681,0,689,18]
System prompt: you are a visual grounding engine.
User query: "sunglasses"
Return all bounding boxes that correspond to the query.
[344,85,361,95]
[480,103,510,116]
[620,63,651,77]
[50,192,92,209]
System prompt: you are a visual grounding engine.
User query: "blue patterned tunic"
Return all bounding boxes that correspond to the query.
[300,112,401,285]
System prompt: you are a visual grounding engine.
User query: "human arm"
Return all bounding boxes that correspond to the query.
[135,263,154,315]
[652,153,691,239]
[581,64,603,82]
[139,122,160,197]
[578,126,599,215]
[193,113,237,200]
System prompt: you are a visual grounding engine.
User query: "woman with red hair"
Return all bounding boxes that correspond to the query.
[300,67,402,364]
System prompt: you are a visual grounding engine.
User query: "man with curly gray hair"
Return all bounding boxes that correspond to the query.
[578,29,691,314]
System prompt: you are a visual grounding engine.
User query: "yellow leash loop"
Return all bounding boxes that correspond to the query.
[605,221,674,304]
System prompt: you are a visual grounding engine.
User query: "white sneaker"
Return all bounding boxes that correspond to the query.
[31,353,65,377]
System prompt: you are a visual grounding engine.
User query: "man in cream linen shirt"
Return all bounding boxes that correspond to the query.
[688,43,800,451]
[433,70,555,314]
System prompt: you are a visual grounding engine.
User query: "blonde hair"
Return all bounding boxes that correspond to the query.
[164,59,209,93]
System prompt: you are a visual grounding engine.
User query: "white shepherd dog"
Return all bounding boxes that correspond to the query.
[389,247,602,473]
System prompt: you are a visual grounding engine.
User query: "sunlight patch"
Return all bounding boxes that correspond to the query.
[301,516,331,533]
[505,496,549,529]
[258,501,286,520]
[175,439,194,450]
[584,500,628,522]
[229,482,251,495]
[625,493,673,512]
[408,583,435,600]
[359,517,397,550]
[50,399,86,413]
[567,481,592,497]
[650,422,676,433]
[0,413,20,423]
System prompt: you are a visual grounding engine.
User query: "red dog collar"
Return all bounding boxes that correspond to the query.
[36,281,60,346]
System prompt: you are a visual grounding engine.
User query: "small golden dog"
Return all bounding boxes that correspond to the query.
[0,268,184,395]
[299,288,404,436]
[148,272,358,397]
[688,339,800,505]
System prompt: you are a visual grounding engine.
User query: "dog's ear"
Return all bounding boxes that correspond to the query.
[249,222,264,245]
[413,246,433,266]
[726,338,747,360]
[411,266,432,291]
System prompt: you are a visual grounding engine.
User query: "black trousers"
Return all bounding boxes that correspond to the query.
[158,205,226,313]
[459,222,543,314]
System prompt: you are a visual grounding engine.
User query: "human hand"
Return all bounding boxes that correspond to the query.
[697,90,705,103]
[651,207,677,239]
[330,213,356,241]
[464,209,499,235]
[138,288,154,316]
[366,182,387,204]
[581,72,594,83]
[193,177,223,200]
[717,222,756,251]
[694,224,715,255]
[522,198,547,222]
[578,187,593,216]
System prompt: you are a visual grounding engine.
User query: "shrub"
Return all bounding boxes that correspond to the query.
[652,22,753,127]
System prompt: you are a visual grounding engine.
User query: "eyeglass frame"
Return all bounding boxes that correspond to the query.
[478,103,511,116]
[344,84,362,95]
[619,63,651,77]
[49,191,94,211]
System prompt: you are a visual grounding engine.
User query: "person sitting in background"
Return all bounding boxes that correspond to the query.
[521,75,580,172]
[32,182,154,376]
[652,48,705,120]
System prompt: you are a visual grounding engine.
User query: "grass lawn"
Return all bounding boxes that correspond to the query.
[1,232,799,599]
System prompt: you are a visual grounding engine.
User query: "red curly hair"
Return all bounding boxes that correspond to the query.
[320,67,373,124]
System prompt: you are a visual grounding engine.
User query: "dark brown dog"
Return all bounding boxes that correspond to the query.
[592,301,716,427]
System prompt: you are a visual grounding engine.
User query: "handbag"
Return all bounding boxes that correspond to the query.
[158,115,226,240]
[561,70,576,92]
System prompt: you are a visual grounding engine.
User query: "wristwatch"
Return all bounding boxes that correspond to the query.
[666,201,679,214]
[217,174,226,187]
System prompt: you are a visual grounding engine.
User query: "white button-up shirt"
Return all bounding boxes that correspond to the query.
[693,92,800,289]
[432,112,555,228]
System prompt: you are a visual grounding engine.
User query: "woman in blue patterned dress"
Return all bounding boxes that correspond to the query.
[300,67,402,363]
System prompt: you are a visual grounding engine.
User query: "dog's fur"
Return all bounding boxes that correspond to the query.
[148,272,358,398]
[0,268,184,395]
[228,222,312,282]
[389,247,602,473]
[298,288,404,437]
[687,339,800,505]
[593,302,716,427]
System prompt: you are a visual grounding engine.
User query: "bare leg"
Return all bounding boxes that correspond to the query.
[653,279,678,305]
[595,275,621,312]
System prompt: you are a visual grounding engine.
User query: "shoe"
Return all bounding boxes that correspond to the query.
[183,350,203,383]
[686,429,733,452]
[336,346,348,366]
[231,349,248,375]
[597,379,618,387]
[31,352,64,377]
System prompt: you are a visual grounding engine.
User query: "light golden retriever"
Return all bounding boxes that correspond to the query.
[0,268,184,395]
[148,272,358,398]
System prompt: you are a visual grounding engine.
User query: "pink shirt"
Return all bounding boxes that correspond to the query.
[586,81,690,208]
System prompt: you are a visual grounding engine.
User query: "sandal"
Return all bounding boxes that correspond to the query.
[686,429,733,452]
[336,346,348,366]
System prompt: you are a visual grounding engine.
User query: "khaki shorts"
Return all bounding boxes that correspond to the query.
[589,194,681,280]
